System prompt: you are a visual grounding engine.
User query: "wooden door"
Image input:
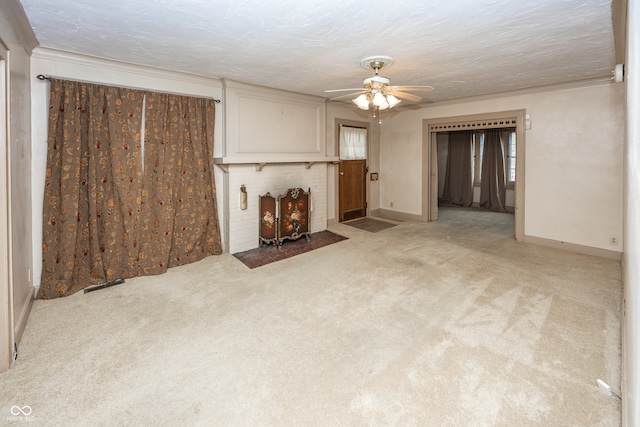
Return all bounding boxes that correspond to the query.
[339,160,367,222]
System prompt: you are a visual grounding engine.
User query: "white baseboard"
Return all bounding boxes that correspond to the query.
[376,208,422,222]
[524,235,622,261]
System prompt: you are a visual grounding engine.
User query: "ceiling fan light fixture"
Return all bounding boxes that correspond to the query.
[386,94,401,108]
[353,94,370,110]
[335,56,430,121]
[372,92,386,107]
[353,91,398,111]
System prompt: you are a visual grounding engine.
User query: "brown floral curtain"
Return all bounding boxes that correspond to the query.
[39,79,145,299]
[138,92,222,275]
[39,80,222,299]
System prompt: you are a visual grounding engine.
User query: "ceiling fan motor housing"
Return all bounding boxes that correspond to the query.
[363,75,391,91]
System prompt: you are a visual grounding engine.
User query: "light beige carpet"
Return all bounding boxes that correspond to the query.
[1,208,622,426]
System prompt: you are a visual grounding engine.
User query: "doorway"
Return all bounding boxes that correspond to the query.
[422,110,525,240]
[337,121,369,222]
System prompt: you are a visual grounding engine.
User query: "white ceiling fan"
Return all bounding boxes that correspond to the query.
[325,55,433,121]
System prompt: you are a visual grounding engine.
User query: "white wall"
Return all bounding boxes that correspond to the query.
[30,48,224,288]
[225,164,327,254]
[623,0,640,423]
[380,82,625,253]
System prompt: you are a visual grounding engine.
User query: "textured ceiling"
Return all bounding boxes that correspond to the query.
[18,0,617,104]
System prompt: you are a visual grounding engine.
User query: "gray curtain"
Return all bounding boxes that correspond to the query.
[441,131,473,207]
[480,129,507,212]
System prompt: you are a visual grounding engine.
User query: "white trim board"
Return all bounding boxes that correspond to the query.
[375,208,422,222]
[524,235,622,261]
[0,39,12,372]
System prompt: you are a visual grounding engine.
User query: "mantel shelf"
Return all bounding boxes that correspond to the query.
[214,156,340,172]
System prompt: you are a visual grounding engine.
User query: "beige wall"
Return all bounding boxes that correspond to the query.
[223,79,326,157]
[379,82,624,253]
[623,0,639,423]
[8,48,32,343]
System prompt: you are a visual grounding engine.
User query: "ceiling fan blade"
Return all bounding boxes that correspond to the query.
[389,90,423,103]
[324,88,365,93]
[329,91,364,101]
[391,85,434,92]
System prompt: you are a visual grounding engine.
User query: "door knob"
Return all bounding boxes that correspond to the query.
[340,172,344,175]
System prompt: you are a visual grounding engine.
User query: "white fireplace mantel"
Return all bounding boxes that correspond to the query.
[214,156,340,172]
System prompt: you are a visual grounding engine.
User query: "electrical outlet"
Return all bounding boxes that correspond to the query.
[610,235,618,246]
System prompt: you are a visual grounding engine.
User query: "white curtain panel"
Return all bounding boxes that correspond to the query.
[339,126,367,160]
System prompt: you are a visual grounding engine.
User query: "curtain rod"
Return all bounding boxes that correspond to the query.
[339,124,368,129]
[36,74,221,103]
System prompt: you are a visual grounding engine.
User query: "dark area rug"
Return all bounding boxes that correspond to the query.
[233,230,348,269]
[343,217,397,233]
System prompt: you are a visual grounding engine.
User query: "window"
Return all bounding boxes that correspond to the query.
[339,125,367,160]
[472,132,484,186]
[507,131,516,183]
[473,129,516,185]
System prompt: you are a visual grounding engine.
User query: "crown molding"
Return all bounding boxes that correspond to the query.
[222,78,326,103]
[415,76,615,109]
[2,0,39,52]
[31,47,223,89]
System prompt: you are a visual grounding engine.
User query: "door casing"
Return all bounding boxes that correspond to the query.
[0,40,14,372]
[334,118,370,222]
